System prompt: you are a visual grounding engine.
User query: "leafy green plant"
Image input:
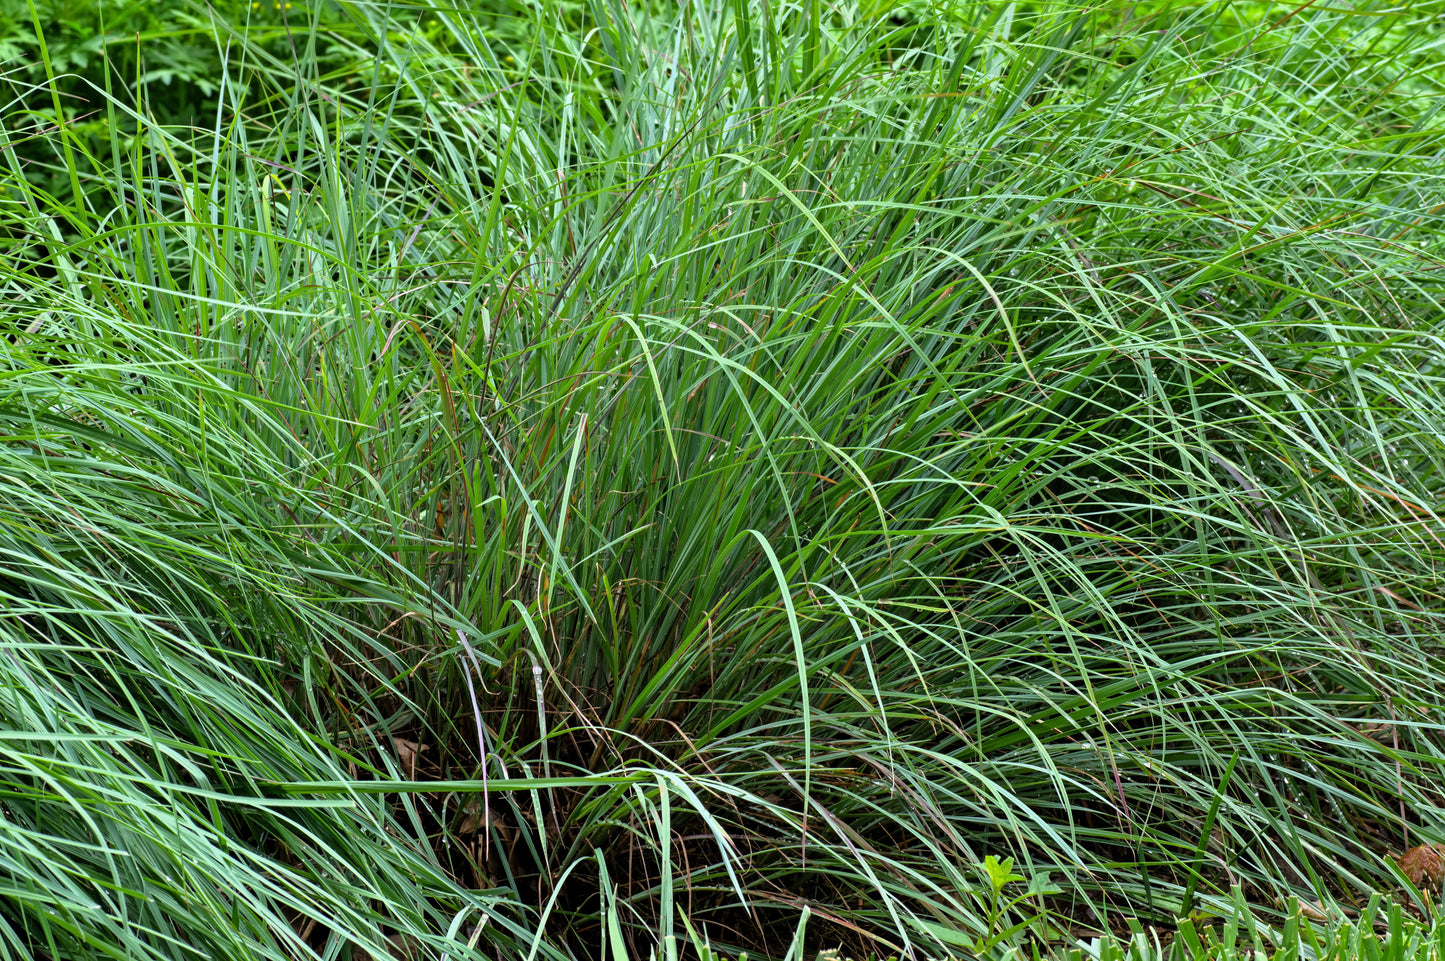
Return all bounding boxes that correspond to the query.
[974,857,1061,956]
[1062,893,1445,961]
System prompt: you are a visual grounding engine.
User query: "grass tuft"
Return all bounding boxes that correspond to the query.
[1,0,1444,957]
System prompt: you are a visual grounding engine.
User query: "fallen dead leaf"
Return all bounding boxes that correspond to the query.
[1396,844,1445,886]
[391,737,430,779]
[457,797,512,839]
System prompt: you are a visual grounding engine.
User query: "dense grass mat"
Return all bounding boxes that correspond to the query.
[1,0,1443,957]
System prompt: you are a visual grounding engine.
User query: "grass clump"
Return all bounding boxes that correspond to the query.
[2,0,1445,957]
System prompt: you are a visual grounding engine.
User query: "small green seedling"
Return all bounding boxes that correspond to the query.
[968,856,1062,956]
